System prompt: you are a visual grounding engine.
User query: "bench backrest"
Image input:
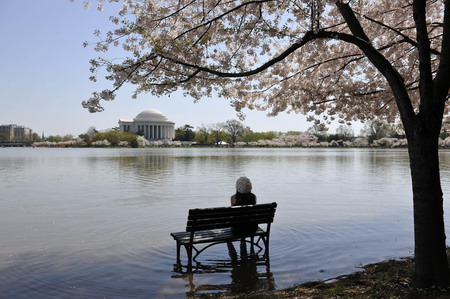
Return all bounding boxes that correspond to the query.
[186,202,277,232]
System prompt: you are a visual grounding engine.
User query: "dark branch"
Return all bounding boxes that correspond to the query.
[175,0,276,40]
[313,98,337,105]
[434,0,450,103]
[148,0,197,24]
[157,30,318,77]
[364,15,441,56]
[336,1,416,133]
[413,0,434,112]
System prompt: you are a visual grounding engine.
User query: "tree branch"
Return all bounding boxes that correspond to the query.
[434,0,450,104]
[148,0,197,24]
[364,14,440,56]
[157,30,318,77]
[413,0,434,113]
[175,0,276,40]
[335,1,416,134]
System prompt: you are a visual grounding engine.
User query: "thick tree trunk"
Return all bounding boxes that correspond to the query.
[408,131,450,287]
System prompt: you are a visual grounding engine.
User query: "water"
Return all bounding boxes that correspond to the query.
[1,147,450,298]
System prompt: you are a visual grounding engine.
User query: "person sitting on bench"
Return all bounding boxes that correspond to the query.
[230,176,258,235]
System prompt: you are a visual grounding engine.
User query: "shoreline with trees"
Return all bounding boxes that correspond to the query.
[28,119,450,149]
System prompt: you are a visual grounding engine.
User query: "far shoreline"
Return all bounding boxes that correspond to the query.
[3,145,413,149]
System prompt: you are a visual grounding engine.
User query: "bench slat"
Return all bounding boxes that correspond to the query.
[187,207,275,219]
[171,227,267,245]
[189,202,275,211]
[187,217,274,231]
[188,203,276,218]
[187,215,274,226]
[188,210,275,221]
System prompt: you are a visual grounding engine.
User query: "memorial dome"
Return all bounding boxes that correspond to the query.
[133,109,169,122]
[119,108,175,140]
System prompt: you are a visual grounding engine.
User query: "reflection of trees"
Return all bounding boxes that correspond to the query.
[116,154,173,184]
[365,151,409,171]
[172,244,275,296]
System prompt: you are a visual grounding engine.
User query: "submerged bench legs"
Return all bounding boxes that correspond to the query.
[250,236,255,254]
[261,236,270,258]
[176,242,181,263]
[175,242,194,270]
[175,235,271,272]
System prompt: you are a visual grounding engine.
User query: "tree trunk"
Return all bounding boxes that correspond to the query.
[408,130,450,287]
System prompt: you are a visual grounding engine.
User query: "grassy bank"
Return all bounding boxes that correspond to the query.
[259,258,449,298]
[193,254,450,298]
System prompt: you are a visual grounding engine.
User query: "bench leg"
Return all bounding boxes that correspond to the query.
[185,244,193,271]
[240,238,248,258]
[250,236,255,255]
[176,242,181,264]
[264,235,270,259]
[227,242,238,263]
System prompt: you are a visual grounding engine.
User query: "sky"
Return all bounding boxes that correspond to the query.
[0,0,363,137]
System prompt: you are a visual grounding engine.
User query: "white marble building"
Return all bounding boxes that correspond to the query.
[118,109,175,140]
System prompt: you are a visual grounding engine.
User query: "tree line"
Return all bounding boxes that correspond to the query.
[174,120,277,146]
[32,119,450,148]
[176,119,410,147]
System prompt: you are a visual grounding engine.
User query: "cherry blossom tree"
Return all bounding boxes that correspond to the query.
[222,119,247,145]
[77,0,450,287]
[196,124,211,144]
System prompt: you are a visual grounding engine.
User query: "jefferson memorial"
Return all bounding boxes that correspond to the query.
[118,109,175,140]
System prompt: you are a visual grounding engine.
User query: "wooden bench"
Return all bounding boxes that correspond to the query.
[170,202,277,268]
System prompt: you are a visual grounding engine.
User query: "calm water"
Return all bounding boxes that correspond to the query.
[2,148,450,298]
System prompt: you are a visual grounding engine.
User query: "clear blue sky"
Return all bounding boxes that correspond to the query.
[0,0,363,137]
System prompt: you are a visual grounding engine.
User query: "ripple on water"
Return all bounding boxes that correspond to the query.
[1,246,176,298]
[267,216,413,285]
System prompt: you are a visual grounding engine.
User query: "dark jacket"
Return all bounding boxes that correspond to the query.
[230,192,257,234]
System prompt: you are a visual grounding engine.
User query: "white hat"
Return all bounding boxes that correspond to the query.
[236,176,252,194]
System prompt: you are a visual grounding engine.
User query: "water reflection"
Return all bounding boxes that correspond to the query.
[172,242,275,296]
[117,155,173,184]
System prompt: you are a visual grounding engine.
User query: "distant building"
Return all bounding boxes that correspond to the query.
[0,124,33,141]
[118,109,175,140]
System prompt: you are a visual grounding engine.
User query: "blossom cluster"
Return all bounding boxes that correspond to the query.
[31,134,450,149]
[32,138,85,147]
[234,134,404,148]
